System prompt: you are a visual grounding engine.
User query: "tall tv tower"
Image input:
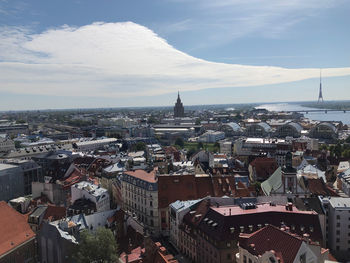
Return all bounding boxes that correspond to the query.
[318,69,324,103]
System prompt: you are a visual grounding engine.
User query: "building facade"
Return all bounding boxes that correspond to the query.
[320,197,350,261]
[174,92,185,118]
[120,169,159,235]
[71,181,110,212]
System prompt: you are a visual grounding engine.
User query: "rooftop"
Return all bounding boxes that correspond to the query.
[0,163,18,170]
[211,203,317,217]
[73,181,108,197]
[170,199,202,212]
[326,197,350,209]
[239,225,306,263]
[76,138,118,146]
[0,201,36,256]
[124,169,157,183]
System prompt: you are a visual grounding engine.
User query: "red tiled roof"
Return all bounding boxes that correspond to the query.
[307,178,339,197]
[120,246,143,263]
[43,205,66,222]
[211,176,235,196]
[163,146,179,155]
[124,169,157,183]
[88,158,111,173]
[62,168,85,189]
[250,157,278,180]
[0,201,36,256]
[239,225,304,263]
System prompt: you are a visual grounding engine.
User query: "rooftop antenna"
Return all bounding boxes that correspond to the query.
[318,69,324,103]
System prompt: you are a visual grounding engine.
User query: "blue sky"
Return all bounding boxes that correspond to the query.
[0,0,350,110]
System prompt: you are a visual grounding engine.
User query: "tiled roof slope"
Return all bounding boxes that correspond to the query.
[197,203,323,244]
[239,225,303,263]
[0,201,35,256]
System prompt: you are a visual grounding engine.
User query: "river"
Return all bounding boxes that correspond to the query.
[256,103,350,125]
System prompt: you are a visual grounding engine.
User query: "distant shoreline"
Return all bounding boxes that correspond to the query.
[1,100,350,113]
[300,101,350,111]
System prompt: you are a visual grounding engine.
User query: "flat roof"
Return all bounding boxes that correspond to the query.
[76,138,117,146]
[73,181,108,197]
[0,163,18,170]
[245,138,285,144]
[211,203,317,216]
[328,197,350,209]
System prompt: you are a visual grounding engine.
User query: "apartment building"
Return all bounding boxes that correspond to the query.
[320,197,350,261]
[120,169,159,235]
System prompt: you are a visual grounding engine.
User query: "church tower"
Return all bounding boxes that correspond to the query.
[174,92,185,118]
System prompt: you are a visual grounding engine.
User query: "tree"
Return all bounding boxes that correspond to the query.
[346,135,350,144]
[134,142,146,151]
[334,143,342,158]
[14,141,21,149]
[74,227,118,263]
[15,119,26,124]
[214,142,220,149]
[174,137,184,148]
[186,148,196,159]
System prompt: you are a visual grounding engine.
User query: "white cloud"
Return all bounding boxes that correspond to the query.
[0,21,350,99]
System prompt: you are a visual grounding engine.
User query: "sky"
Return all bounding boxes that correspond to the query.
[0,0,350,110]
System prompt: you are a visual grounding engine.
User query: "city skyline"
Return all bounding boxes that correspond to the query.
[0,0,350,110]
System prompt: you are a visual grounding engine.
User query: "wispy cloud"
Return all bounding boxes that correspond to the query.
[0,22,349,99]
[162,0,344,47]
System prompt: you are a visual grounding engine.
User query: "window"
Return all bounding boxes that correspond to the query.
[300,253,306,263]
[337,223,340,227]
[336,230,340,235]
[243,255,247,263]
[337,215,340,220]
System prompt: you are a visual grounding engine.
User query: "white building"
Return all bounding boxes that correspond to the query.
[71,181,110,212]
[339,168,350,196]
[0,137,15,153]
[198,130,225,143]
[169,199,202,248]
[120,169,159,235]
[337,161,350,174]
[220,141,232,155]
[75,138,118,152]
[320,196,350,261]
[98,117,137,128]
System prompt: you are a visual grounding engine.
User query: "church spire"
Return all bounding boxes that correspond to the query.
[318,69,324,103]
